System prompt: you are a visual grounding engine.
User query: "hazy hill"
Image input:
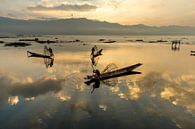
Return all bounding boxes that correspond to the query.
[0,17,195,35]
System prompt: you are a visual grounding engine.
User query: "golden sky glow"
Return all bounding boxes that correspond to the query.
[1,0,195,26]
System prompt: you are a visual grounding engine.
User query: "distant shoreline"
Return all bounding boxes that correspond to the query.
[1,17,195,35]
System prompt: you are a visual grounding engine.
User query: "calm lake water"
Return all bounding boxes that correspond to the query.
[0,35,195,129]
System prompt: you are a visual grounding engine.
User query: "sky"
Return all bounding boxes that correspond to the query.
[0,0,195,26]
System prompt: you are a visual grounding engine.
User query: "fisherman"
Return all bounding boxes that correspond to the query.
[90,45,103,66]
[48,48,54,57]
[91,45,96,56]
[91,69,101,93]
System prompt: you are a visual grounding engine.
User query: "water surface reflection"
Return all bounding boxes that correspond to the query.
[0,41,195,129]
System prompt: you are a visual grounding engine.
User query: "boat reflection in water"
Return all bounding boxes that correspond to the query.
[27,46,54,68]
[85,45,142,93]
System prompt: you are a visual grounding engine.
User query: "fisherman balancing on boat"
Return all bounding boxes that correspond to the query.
[85,45,142,93]
[84,45,103,93]
[85,69,101,93]
[90,45,103,67]
[85,63,142,93]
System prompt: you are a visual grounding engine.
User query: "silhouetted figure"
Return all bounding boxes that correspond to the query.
[90,45,103,66]
[91,69,101,93]
[91,45,96,55]
[171,40,181,51]
[191,51,195,56]
[84,69,101,93]
[48,48,54,57]
[50,58,54,67]
[44,58,54,68]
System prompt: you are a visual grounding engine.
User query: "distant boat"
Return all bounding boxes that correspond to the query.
[27,46,54,59]
[27,51,52,58]
[27,46,54,68]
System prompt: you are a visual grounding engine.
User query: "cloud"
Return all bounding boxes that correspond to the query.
[108,72,195,115]
[10,78,64,98]
[99,104,107,111]
[70,101,93,116]
[8,96,19,106]
[0,75,14,103]
[137,72,167,98]
[0,74,64,104]
[28,4,97,12]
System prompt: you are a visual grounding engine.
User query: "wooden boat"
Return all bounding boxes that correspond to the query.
[27,46,54,59]
[100,63,142,80]
[85,63,142,85]
[27,51,53,59]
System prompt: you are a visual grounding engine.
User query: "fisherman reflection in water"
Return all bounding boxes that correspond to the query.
[91,46,96,66]
[91,69,100,93]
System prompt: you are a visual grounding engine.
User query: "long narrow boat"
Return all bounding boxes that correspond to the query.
[84,63,142,85]
[100,63,142,80]
[27,51,53,59]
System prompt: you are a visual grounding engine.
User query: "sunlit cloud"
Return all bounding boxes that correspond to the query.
[28,4,97,12]
[0,74,64,101]
[56,92,71,102]
[108,71,195,115]
[161,87,176,103]
[8,96,19,106]
[99,104,107,111]
[128,86,141,100]
[10,77,64,98]
[25,97,35,101]
[70,101,93,115]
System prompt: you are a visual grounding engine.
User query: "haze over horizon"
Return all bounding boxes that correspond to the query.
[1,0,195,26]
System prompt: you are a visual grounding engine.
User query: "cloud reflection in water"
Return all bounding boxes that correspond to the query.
[0,43,195,129]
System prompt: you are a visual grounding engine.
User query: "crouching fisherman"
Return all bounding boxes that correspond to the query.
[85,69,101,94]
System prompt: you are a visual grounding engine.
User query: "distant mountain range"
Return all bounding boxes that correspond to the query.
[0,17,195,35]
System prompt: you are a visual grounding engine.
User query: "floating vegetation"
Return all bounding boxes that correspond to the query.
[19,38,38,41]
[103,40,116,43]
[4,42,31,47]
[99,39,105,41]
